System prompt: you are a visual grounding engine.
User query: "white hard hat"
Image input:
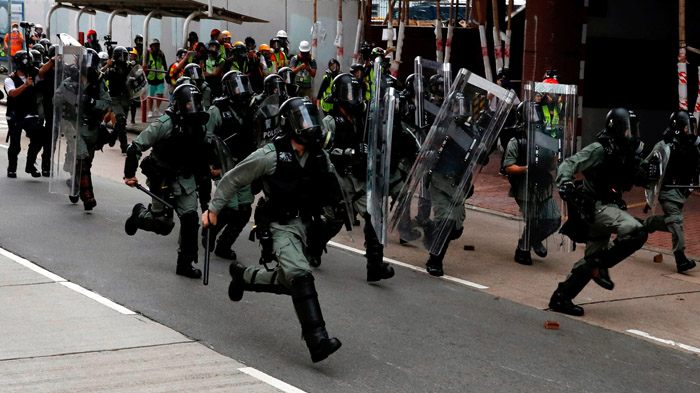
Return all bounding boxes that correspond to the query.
[35,24,43,30]
[276,30,288,38]
[98,51,109,60]
[299,40,310,52]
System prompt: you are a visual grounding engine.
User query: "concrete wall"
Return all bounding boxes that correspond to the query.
[27,0,359,89]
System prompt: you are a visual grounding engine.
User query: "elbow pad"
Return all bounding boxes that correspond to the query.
[124,144,141,178]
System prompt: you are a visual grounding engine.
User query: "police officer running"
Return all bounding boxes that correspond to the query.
[123,84,212,279]
[550,108,658,316]
[644,110,699,273]
[106,46,136,153]
[202,97,343,363]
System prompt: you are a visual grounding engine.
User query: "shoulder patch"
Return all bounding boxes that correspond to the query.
[278,151,293,163]
[262,143,277,154]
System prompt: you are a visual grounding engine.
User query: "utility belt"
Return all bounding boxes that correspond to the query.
[139,155,192,181]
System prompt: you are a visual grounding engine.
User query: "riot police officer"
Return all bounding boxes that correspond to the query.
[106,46,137,153]
[61,49,112,210]
[317,73,395,281]
[251,74,288,145]
[202,97,343,363]
[37,45,57,176]
[123,84,212,279]
[5,50,42,178]
[503,102,561,265]
[203,71,256,260]
[550,108,657,316]
[182,63,211,109]
[644,110,699,272]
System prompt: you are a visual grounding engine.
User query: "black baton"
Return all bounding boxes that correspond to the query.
[135,183,177,212]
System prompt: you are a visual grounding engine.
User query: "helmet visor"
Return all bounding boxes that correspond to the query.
[279,70,295,84]
[176,90,205,116]
[223,74,253,97]
[186,66,203,81]
[336,79,362,105]
[287,103,323,137]
[85,50,100,68]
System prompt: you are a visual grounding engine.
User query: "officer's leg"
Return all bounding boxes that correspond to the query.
[78,150,97,210]
[23,118,42,177]
[175,190,202,279]
[215,204,252,260]
[354,178,394,282]
[112,103,128,153]
[514,198,533,265]
[6,119,22,177]
[426,221,463,276]
[124,178,175,236]
[423,184,466,276]
[530,197,562,258]
[660,200,696,272]
[307,205,345,268]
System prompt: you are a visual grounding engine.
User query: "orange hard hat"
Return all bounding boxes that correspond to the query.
[234,40,243,46]
[259,44,271,52]
[221,30,231,38]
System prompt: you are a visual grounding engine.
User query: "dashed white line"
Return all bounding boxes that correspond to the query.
[327,241,489,290]
[627,329,700,354]
[0,246,135,315]
[238,367,307,393]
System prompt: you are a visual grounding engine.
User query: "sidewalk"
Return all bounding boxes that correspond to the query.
[468,152,700,259]
[0,249,293,393]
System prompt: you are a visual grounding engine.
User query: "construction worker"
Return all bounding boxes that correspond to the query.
[269,37,288,70]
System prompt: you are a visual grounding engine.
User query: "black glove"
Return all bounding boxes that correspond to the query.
[558,181,576,201]
[83,96,95,110]
[647,157,660,183]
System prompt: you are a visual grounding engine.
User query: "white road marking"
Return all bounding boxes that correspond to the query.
[59,282,136,315]
[327,241,489,290]
[0,247,66,282]
[0,246,135,315]
[627,329,700,354]
[238,367,307,393]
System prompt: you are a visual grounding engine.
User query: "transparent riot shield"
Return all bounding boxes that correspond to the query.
[366,61,395,245]
[520,82,578,253]
[390,68,516,254]
[644,142,672,213]
[414,56,452,128]
[254,94,281,147]
[126,66,148,99]
[50,42,87,198]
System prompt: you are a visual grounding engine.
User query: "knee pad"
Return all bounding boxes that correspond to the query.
[153,219,175,235]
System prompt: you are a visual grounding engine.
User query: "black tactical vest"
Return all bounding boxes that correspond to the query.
[329,113,364,175]
[7,73,38,119]
[213,98,254,162]
[150,114,206,177]
[263,137,331,223]
[586,138,640,203]
[664,139,700,186]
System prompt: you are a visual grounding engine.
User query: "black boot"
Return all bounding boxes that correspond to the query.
[549,284,584,316]
[228,262,246,301]
[24,163,40,178]
[7,168,16,178]
[675,251,697,273]
[532,242,548,258]
[125,203,146,236]
[291,274,342,363]
[426,253,444,276]
[176,253,202,279]
[514,247,533,265]
[214,227,238,260]
[592,265,614,290]
[364,214,394,282]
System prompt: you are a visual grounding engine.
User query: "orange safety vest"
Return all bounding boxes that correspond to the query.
[271,51,287,70]
[4,32,24,56]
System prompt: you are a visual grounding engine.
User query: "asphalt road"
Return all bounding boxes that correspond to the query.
[1,157,699,392]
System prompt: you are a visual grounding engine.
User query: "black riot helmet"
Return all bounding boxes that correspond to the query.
[13,50,31,73]
[112,46,128,64]
[279,97,324,147]
[221,70,253,101]
[428,74,445,97]
[85,48,100,83]
[174,76,194,88]
[269,37,282,51]
[29,49,42,68]
[264,74,288,101]
[39,38,51,52]
[48,44,58,59]
[404,73,425,99]
[327,58,341,77]
[329,73,362,107]
[669,110,691,137]
[183,63,204,85]
[384,74,402,91]
[349,63,364,80]
[232,42,247,59]
[171,83,209,125]
[602,107,643,153]
[277,66,297,96]
[32,44,46,59]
